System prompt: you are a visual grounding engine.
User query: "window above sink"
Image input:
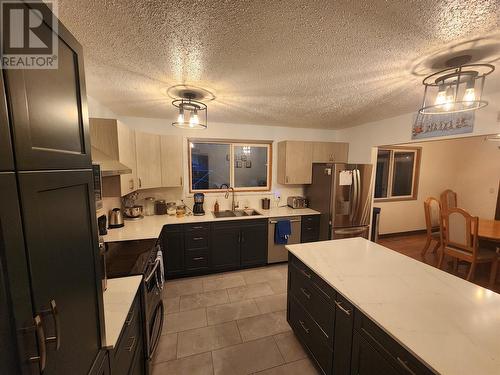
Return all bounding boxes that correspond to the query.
[189,138,272,193]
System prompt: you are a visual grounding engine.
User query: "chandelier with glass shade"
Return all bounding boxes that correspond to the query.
[418,55,494,115]
[171,92,208,129]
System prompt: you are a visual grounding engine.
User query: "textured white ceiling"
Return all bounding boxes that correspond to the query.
[57,0,500,129]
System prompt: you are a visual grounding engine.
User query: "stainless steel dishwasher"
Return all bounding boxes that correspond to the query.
[268,216,302,263]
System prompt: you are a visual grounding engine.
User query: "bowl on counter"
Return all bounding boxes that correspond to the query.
[123,205,143,218]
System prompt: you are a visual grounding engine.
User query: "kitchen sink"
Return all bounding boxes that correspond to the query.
[212,209,262,218]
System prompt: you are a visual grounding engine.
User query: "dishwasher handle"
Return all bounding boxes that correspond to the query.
[269,219,301,224]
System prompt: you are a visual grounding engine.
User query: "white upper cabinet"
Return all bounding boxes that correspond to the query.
[160,135,184,187]
[135,131,162,189]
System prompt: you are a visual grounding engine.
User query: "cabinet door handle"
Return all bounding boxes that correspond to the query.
[139,178,142,188]
[193,237,204,241]
[125,336,136,352]
[334,300,352,316]
[300,287,311,299]
[300,269,312,279]
[193,257,205,261]
[397,357,417,375]
[241,232,245,243]
[298,320,310,334]
[180,176,183,186]
[286,176,289,183]
[40,300,61,350]
[29,315,47,372]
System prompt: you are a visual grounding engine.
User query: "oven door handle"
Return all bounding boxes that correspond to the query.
[148,300,164,359]
[144,259,161,284]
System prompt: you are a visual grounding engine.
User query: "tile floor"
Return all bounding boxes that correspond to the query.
[153,263,320,375]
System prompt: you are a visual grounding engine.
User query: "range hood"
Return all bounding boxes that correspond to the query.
[91,146,132,176]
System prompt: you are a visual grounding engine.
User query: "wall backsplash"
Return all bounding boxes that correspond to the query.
[98,185,305,217]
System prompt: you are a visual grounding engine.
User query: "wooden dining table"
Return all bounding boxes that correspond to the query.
[478,219,500,242]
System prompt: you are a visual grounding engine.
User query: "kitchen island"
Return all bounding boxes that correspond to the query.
[286,238,500,375]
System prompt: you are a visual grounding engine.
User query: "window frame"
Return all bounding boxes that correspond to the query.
[374,146,421,202]
[188,138,273,193]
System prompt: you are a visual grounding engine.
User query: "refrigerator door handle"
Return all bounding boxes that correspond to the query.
[350,170,358,223]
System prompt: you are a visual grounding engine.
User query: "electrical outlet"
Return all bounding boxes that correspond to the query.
[274,192,281,201]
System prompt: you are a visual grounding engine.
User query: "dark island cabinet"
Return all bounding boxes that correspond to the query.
[161,219,268,278]
[89,350,111,375]
[4,4,91,171]
[288,254,437,375]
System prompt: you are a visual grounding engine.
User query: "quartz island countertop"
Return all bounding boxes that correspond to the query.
[103,206,320,243]
[286,238,500,375]
[102,275,142,349]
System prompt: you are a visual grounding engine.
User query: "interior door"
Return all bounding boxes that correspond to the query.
[0,173,37,375]
[0,74,14,171]
[18,170,104,375]
[4,8,91,171]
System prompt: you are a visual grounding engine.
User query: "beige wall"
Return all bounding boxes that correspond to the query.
[376,137,500,234]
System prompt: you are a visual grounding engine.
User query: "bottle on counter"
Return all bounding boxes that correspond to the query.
[144,197,155,216]
[214,200,219,213]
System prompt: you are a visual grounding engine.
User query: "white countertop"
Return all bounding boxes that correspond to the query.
[103,206,320,243]
[102,275,142,349]
[286,238,500,375]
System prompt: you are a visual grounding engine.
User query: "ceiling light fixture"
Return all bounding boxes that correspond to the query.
[172,92,207,130]
[418,55,494,115]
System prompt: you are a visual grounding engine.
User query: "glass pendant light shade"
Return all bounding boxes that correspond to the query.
[418,60,494,115]
[171,97,207,129]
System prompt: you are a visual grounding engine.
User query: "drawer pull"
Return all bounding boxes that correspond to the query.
[125,310,135,326]
[125,336,136,352]
[300,287,311,299]
[193,257,205,261]
[300,269,312,279]
[192,226,204,229]
[335,300,351,316]
[306,227,312,231]
[193,237,204,241]
[299,320,310,334]
[397,357,416,375]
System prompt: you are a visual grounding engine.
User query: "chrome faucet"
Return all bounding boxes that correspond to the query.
[224,187,237,211]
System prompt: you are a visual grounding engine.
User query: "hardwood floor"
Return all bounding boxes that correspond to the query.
[378,233,500,293]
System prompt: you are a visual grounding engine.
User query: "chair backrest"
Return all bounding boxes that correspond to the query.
[424,197,441,233]
[440,189,457,213]
[441,207,478,256]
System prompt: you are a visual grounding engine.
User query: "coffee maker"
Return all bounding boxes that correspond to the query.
[193,193,205,216]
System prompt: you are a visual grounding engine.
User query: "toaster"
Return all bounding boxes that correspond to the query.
[287,196,307,209]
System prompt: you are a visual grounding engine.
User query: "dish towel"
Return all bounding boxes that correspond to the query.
[156,245,165,289]
[275,220,292,245]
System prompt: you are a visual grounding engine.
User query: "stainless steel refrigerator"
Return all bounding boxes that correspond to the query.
[305,163,373,240]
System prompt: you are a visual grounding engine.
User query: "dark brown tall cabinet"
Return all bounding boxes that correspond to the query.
[0,2,104,375]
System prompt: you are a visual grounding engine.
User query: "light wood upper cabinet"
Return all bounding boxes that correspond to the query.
[89,118,137,196]
[312,142,349,163]
[278,141,349,184]
[278,141,313,184]
[135,131,162,189]
[117,124,137,195]
[160,135,184,187]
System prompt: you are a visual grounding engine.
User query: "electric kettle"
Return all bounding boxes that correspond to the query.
[108,208,124,228]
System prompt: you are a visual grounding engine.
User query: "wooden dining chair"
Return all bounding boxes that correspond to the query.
[438,208,498,282]
[440,189,457,213]
[421,197,442,256]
